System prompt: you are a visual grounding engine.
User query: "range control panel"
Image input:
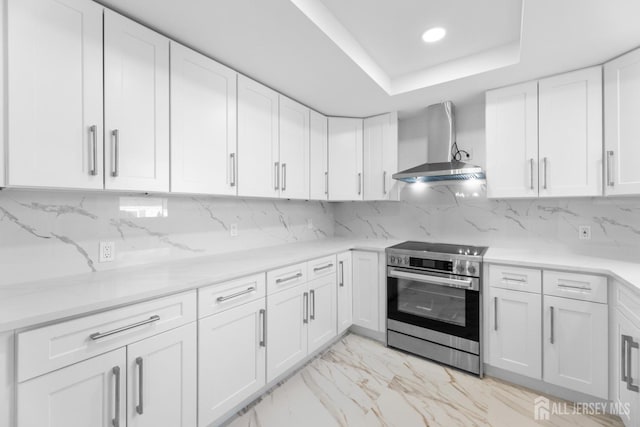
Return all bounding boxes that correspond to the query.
[387,255,481,278]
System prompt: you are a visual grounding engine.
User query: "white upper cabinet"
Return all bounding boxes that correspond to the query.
[363,112,399,201]
[237,75,279,198]
[170,42,237,196]
[605,48,640,196]
[278,96,310,200]
[104,10,170,192]
[309,110,329,200]
[328,117,363,201]
[485,82,539,198]
[7,0,104,189]
[538,67,603,197]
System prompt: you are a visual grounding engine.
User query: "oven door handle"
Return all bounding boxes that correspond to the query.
[388,269,475,290]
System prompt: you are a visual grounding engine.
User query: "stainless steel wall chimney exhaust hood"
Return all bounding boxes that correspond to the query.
[392,101,486,184]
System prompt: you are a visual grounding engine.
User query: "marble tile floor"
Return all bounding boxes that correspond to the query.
[227,334,623,427]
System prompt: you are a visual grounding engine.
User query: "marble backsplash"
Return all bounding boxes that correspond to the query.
[0,190,334,286]
[333,183,640,262]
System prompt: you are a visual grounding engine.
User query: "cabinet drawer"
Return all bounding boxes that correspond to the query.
[198,273,265,318]
[489,264,541,293]
[308,255,337,281]
[17,291,196,382]
[543,270,607,303]
[616,282,640,328]
[267,262,307,295]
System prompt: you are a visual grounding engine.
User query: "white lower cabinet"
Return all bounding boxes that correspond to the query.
[352,251,380,331]
[614,308,640,427]
[543,295,608,399]
[307,276,337,354]
[337,251,353,334]
[488,287,542,379]
[18,348,127,427]
[198,298,266,427]
[266,284,309,382]
[127,324,197,427]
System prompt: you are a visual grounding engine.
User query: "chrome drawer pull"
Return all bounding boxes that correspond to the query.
[230,153,236,187]
[136,357,144,415]
[276,272,303,284]
[259,309,266,347]
[494,297,498,331]
[112,366,121,427]
[502,276,526,283]
[313,263,334,272]
[216,287,256,302]
[339,261,344,287]
[89,315,160,341]
[310,289,316,320]
[303,292,309,324]
[529,158,534,190]
[274,162,280,190]
[111,129,119,177]
[89,125,98,176]
[550,306,555,344]
[557,283,591,291]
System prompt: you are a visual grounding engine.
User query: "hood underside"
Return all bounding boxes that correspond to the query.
[392,161,485,183]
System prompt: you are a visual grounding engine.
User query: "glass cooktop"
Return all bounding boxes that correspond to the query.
[388,241,488,257]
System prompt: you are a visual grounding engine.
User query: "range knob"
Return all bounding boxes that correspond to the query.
[455,263,465,274]
[389,256,396,264]
[468,265,477,275]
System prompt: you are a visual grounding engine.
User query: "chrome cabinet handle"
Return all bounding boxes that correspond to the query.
[543,157,548,190]
[111,130,119,177]
[529,158,534,190]
[494,297,498,331]
[324,171,328,195]
[310,289,316,320]
[112,366,121,427]
[623,334,629,383]
[502,276,526,283]
[624,334,640,392]
[556,282,591,291]
[383,171,387,194]
[388,269,473,289]
[136,357,144,415]
[281,163,287,191]
[230,153,236,187]
[275,272,303,284]
[357,173,362,195]
[303,292,309,324]
[339,261,344,287]
[607,150,615,187]
[550,306,555,344]
[313,263,333,272]
[259,309,266,347]
[89,125,98,176]
[90,315,160,341]
[274,162,280,190]
[216,287,256,302]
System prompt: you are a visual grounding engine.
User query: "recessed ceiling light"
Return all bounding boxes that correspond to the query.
[422,27,446,43]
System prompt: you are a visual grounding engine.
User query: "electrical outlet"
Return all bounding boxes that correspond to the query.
[230,223,238,237]
[306,218,313,230]
[579,226,591,240]
[99,241,115,262]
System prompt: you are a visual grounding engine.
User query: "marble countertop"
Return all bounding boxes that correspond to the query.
[0,238,401,333]
[2,238,639,334]
[485,247,640,292]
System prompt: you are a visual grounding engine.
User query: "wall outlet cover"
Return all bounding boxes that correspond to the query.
[579,225,591,240]
[99,241,115,262]
[230,223,238,237]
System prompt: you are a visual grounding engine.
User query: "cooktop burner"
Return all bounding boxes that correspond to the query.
[387,241,488,257]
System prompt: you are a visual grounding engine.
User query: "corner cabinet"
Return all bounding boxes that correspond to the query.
[486,66,603,198]
[328,117,364,201]
[309,111,329,200]
[104,10,170,192]
[363,112,399,201]
[604,47,640,196]
[170,42,237,196]
[7,0,104,190]
[352,251,381,331]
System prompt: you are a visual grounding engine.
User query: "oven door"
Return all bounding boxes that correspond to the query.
[387,267,479,343]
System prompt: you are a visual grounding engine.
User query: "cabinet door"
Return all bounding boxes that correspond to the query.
[237,75,279,198]
[615,309,640,427]
[279,96,310,199]
[127,324,196,427]
[352,251,380,331]
[538,67,603,197]
[308,276,337,354]
[488,287,541,379]
[543,295,608,398]
[485,82,538,198]
[364,113,398,201]
[604,48,640,196]
[17,348,126,427]
[198,299,265,427]
[328,117,363,201]
[309,110,328,200]
[170,42,237,195]
[267,285,307,382]
[7,0,103,189]
[104,10,170,192]
[337,251,353,334]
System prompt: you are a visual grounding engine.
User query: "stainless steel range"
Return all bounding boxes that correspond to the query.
[386,241,488,376]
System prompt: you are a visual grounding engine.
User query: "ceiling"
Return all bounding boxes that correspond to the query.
[97,0,640,117]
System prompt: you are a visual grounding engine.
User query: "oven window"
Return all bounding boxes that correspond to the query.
[397,281,466,327]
